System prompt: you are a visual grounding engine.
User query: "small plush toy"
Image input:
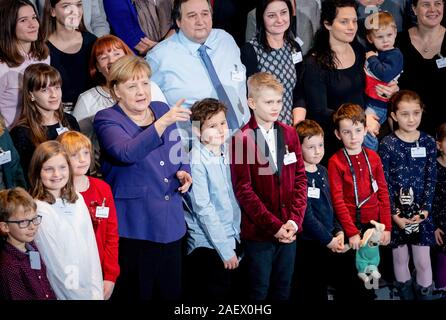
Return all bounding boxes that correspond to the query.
[395,187,421,244]
[355,220,385,284]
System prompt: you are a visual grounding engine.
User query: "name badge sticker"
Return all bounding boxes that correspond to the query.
[284,152,297,165]
[436,57,446,69]
[57,200,75,215]
[96,206,110,218]
[56,126,69,135]
[29,251,42,270]
[372,179,379,193]
[284,145,297,165]
[292,51,303,64]
[231,65,244,82]
[308,187,320,199]
[95,198,109,218]
[411,147,426,158]
[0,150,12,165]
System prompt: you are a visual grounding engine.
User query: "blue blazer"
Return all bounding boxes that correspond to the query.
[93,101,190,243]
[103,0,145,53]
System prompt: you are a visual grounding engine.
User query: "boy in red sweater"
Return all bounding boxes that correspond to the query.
[328,103,391,300]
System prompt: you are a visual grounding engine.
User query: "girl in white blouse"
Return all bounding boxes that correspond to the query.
[28,140,103,300]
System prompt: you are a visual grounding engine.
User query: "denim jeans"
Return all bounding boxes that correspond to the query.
[363,104,388,151]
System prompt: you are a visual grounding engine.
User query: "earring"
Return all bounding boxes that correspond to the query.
[30,95,35,101]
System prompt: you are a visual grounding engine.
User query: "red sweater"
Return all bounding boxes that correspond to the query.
[230,117,307,241]
[80,177,120,282]
[328,148,392,238]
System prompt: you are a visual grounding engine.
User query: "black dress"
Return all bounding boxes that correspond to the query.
[302,41,366,159]
[48,32,97,108]
[396,30,446,136]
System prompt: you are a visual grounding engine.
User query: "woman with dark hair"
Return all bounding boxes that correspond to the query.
[241,0,305,126]
[41,0,97,111]
[302,0,397,159]
[397,0,446,136]
[10,63,80,180]
[0,0,50,128]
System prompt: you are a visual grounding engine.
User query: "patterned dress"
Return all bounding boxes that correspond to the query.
[379,132,437,247]
[433,160,446,233]
[247,38,300,125]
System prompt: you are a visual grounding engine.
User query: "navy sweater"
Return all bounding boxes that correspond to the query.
[301,165,342,245]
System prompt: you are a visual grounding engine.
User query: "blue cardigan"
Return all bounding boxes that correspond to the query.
[93,101,190,243]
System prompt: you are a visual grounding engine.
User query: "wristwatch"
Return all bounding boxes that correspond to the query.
[419,213,426,220]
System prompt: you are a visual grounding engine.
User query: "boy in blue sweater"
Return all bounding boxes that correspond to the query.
[363,11,403,150]
[292,120,344,303]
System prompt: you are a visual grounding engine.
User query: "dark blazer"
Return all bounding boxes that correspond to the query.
[230,116,307,241]
[93,101,190,243]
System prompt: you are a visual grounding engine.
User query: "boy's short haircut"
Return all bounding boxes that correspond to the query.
[365,11,397,35]
[247,72,284,99]
[0,187,36,222]
[190,98,227,130]
[332,103,366,130]
[295,119,324,144]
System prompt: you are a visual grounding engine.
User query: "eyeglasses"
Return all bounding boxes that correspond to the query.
[5,215,42,229]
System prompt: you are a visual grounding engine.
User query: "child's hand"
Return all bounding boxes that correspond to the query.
[380,230,391,246]
[223,255,239,270]
[274,226,288,240]
[103,280,115,300]
[274,225,296,243]
[279,234,297,243]
[327,237,340,252]
[366,113,380,136]
[335,232,345,252]
[283,220,298,235]
[349,234,361,250]
[392,214,412,229]
[435,228,445,246]
[366,51,378,59]
[411,210,428,224]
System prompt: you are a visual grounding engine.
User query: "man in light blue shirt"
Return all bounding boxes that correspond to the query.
[146,0,250,146]
[184,98,241,301]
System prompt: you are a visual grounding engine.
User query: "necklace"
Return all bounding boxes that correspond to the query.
[127,108,151,124]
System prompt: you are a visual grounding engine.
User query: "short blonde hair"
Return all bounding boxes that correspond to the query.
[247,72,284,100]
[108,55,152,101]
[57,131,93,156]
[365,11,397,35]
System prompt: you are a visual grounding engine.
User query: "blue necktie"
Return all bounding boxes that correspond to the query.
[198,44,240,130]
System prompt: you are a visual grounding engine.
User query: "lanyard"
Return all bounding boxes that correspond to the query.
[343,148,375,229]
